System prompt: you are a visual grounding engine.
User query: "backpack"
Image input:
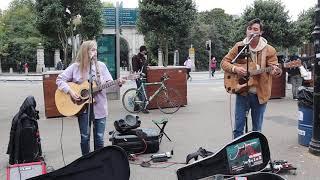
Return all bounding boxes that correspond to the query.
[7,96,42,164]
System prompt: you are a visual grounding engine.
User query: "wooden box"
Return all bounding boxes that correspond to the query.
[270,67,286,99]
[42,71,64,118]
[146,66,187,109]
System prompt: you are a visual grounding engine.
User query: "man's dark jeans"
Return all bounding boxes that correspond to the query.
[135,79,146,109]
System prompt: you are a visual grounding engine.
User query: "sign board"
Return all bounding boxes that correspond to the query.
[102,7,138,27]
[189,48,195,55]
[120,8,138,26]
[102,8,116,27]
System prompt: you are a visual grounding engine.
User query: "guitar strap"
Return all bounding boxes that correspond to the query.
[260,47,267,68]
[94,61,102,86]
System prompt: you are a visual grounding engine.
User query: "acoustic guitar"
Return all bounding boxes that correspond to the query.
[55,74,139,116]
[224,60,301,94]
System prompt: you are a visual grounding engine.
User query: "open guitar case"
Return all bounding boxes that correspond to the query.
[177,132,286,180]
[29,145,130,180]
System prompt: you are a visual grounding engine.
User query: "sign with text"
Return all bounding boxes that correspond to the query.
[102,7,138,27]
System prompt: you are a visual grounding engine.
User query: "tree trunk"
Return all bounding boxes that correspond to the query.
[63,46,68,66]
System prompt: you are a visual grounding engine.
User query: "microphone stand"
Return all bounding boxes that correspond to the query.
[231,34,257,135]
[87,58,95,150]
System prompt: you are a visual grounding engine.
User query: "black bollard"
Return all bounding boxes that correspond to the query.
[309,0,320,156]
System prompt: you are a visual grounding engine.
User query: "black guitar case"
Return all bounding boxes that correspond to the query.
[29,145,130,180]
[177,132,283,180]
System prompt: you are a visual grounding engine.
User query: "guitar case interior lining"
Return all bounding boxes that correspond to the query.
[29,145,130,180]
[176,132,285,180]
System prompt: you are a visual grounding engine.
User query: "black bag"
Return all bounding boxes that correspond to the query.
[30,146,130,180]
[7,96,42,165]
[114,115,141,134]
[109,128,160,154]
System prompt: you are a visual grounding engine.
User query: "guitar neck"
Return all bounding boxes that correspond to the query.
[93,79,119,93]
[250,66,273,76]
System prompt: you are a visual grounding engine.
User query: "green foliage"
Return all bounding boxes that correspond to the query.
[295,8,315,44]
[196,8,235,69]
[0,0,41,67]
[137,0,196,66]
[35,0,103,64]
[234,0,298,49]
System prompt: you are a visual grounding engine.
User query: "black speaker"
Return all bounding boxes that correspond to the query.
[114,115,141,134]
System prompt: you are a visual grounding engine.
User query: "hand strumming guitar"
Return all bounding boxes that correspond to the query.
[68,89,80,101]
[234,66,248,76]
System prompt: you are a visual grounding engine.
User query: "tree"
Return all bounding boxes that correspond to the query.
[233,0,299,51]
[198,8,236,68]
[295,8,315,44]
[35,0,103,65]
[137,0,196,66]
[0,0,42,72]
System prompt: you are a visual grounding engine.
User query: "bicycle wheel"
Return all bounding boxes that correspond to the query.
[156,88,182,114]
[122,88,145,113]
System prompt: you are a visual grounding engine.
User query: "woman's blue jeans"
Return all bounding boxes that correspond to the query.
[78,113,106,155]
[233,93,267,139]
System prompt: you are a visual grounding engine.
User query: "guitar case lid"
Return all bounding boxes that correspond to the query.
[29,145,130,180]
[177,132,274,180]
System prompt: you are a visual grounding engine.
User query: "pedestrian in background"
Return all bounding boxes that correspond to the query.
[210,55,217,77]
[56,60,64,70]
[184,56,192,81]
[24,62,29,74]
[287,55,303,100]
[132,45,149,114]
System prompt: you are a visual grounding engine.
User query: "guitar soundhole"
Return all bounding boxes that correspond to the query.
[239,77,248,85]
[80,89,89,98]
[227,75,231,79]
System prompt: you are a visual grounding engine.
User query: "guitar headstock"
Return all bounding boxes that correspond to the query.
[284,59,301,68]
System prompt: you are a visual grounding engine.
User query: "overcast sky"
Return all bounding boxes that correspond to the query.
[0,0,317,21]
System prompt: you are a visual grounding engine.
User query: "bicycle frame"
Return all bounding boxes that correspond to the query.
[137,79,167,109]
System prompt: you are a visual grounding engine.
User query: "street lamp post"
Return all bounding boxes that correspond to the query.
[206,40,211,78]
[309,0,320,156]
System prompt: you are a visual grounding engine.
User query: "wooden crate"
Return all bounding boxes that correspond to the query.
[270,67,286,99]
[146,66,187,109]
[42,71,64,118]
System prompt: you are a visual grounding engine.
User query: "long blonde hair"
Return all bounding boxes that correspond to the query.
[75,40,97,79]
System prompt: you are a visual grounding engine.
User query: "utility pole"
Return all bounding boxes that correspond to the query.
[309,0,320,156]
[206,40,211,78]
[115,2,121,99]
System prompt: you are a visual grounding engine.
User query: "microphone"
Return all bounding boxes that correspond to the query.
[249,33,260,38]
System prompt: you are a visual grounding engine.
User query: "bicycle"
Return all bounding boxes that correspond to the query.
[122,73,182,114]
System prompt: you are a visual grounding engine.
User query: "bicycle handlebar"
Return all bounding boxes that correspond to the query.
[160,73,170,82]
[137,72,169,82]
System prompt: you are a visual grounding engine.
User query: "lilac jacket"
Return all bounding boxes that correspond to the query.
[56,61,113,118]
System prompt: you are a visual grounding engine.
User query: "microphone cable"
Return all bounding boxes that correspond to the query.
[229,93,234,140]
[60,117,66,166]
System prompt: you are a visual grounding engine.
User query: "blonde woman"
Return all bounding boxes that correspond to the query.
[56,40,122,155]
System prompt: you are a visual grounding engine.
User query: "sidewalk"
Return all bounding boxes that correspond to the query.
[0,73,42,81]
